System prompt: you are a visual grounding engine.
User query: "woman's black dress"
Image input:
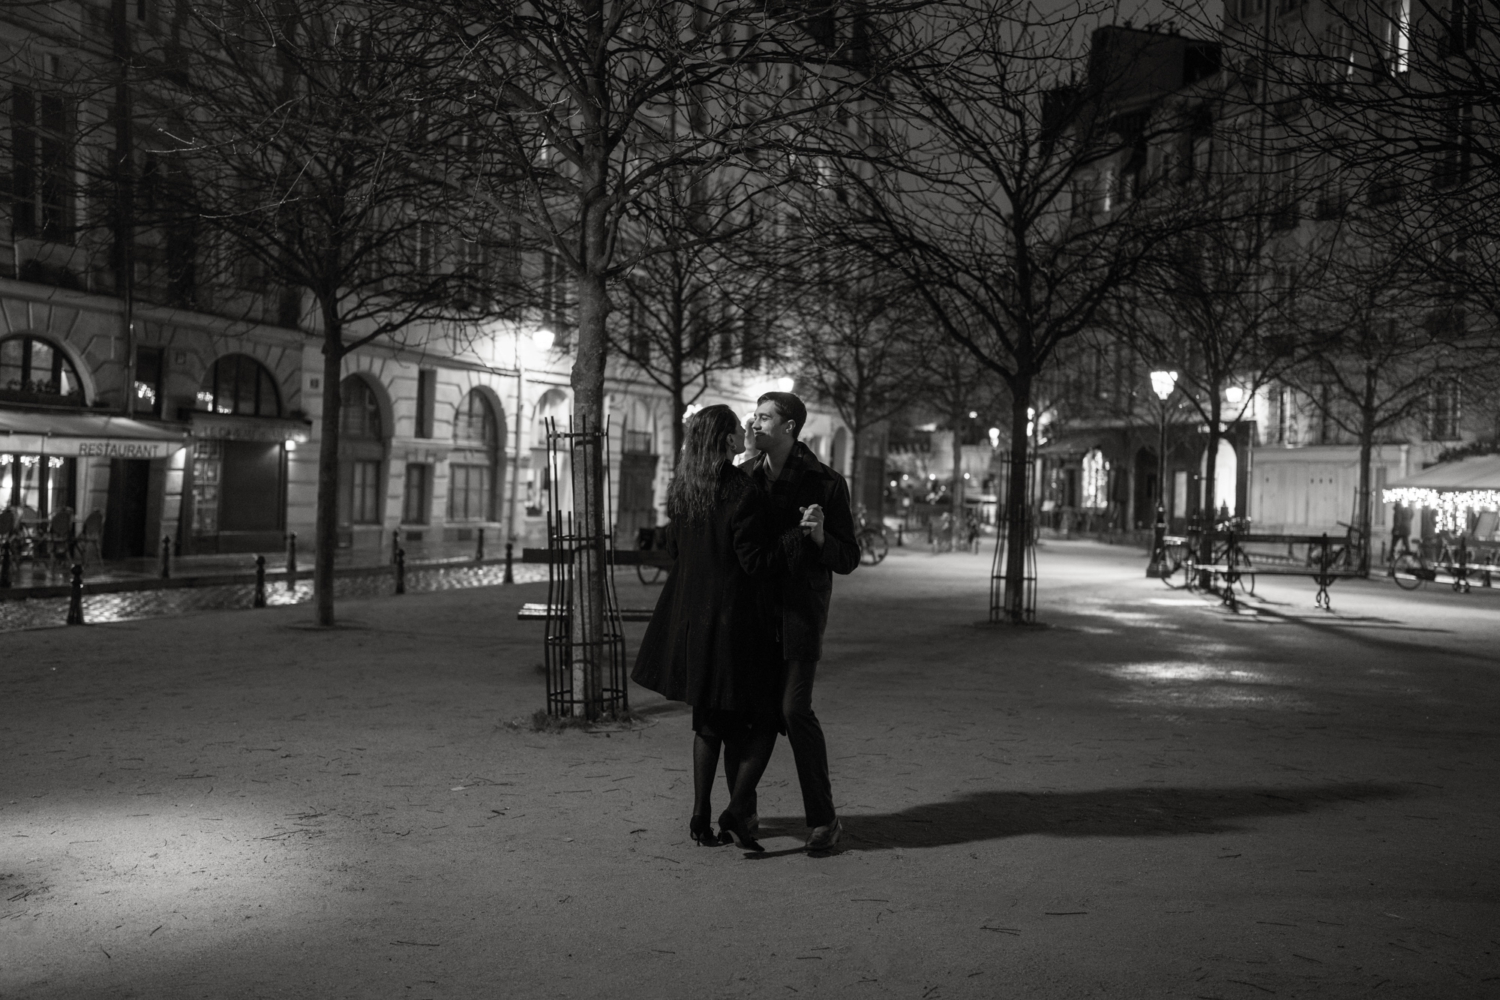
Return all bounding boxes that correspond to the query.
[630,464,787,730]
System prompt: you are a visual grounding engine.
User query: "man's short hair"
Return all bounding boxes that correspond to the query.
[758,391,807,439]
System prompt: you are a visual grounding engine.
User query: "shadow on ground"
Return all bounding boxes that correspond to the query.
[750,782,1408,855]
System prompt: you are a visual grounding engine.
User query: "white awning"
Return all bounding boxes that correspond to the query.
[1386,455,1500,492]
[0,410,189,459]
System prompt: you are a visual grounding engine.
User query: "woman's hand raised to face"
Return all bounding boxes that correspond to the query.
[738,416,760,465]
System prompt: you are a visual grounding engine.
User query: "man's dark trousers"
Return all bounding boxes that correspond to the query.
[728,441,859,828]
[782,658,835,827]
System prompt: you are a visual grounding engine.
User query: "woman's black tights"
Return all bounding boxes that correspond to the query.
[693,716,777,822]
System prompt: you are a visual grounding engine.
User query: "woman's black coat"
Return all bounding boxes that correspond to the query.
[630,465,787,721]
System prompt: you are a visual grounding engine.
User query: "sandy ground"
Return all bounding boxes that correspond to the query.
[2,540,1498,999]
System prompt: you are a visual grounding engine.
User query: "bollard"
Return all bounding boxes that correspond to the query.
[896,524,903,547]
[253,555,267,608]
[395,546,406,595]
[503,541,514,584]
[475,527,485,563]
[160,536,172,579]
[391,527,401,564]
[285,532,298,591]
[1,537,10,589]
[66,563,84,625]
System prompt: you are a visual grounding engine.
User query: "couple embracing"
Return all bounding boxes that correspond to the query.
[630,392,860,852]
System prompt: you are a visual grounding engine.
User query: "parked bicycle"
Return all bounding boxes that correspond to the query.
[635,524,668,585]
[1390,532,1477,593]
[854,506,889,566]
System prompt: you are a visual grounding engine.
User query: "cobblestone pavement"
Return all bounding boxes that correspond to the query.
[0,561,550,632]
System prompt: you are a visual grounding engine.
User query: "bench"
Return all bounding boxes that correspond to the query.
[517,602,655,622]
[1184,531,1363,611]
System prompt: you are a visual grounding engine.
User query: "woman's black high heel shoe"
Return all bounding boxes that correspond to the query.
[717,810,765,852]
[689,815,720,846]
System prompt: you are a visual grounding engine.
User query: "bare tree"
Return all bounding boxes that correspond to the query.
[1118,174,1296,533]
[431,1,877,712]
[1281,214,1480,569]
[786,266,923,511]
[608,170,778,463]
[134,1,514,626]
[791,3,1179,621]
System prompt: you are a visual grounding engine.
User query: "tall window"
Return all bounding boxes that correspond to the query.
[0,335,84,404]
[9,87,73,241]
[402,464,430,524]
[338,376,386,528]
[1384,0,1411,75]
[449,389,499,522]
[1430,381,1462,440]
[197,354,281,417]
[349,460,381,524]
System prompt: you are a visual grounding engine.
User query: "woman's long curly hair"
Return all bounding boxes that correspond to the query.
[666,404,743,525]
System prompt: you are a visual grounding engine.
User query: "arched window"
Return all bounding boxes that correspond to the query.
[449,390,501,522]
[197,354,281,417]
[0,335,84,404]
[529,389,571,513]
[338,376,385,527]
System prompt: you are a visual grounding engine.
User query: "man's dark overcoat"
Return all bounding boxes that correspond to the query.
[630,465,787,721]
[748,441,861,662]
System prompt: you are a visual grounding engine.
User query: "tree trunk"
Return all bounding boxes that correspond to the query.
[314,314,344,627]
[571,264,610,720]
[847,424,862,519]
[670,372,686,469]
[1198,392,1222,585]
[951,404,965,550]
[1001,374,1033,622]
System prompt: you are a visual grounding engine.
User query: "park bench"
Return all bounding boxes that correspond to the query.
[513,547,660,623]
[517,603,655,622]
[1181,531,1363,611]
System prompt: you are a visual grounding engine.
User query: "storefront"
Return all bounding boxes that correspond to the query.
[182,354,308,554]
[1,410,189,555]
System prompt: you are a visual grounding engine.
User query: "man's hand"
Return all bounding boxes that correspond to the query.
[800,504,826,547]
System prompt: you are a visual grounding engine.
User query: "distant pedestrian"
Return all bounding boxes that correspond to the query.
[740,392,860,851]
[630,405,789,852]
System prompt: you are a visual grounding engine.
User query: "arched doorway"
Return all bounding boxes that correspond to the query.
[1201,438,1238,518]
[1133,446,1158,529]
[187,353,288,554]
[529,388,571,515]
[448,389,504,523]
[338,375,388,545]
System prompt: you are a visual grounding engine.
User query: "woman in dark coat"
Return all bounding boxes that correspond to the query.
[630,404,789,851]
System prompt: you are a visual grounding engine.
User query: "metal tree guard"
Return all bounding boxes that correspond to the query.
[541,416,630,720]
[989,452,1038,624]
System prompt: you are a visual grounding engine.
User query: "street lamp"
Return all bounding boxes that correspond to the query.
[1146,370,1178,578]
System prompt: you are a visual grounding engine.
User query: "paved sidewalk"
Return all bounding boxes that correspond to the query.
[2,541,1497,999]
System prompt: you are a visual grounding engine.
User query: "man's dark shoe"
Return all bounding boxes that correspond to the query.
[806,818,842,851]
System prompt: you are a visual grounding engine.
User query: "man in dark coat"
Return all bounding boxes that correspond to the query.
[742,391,860,850]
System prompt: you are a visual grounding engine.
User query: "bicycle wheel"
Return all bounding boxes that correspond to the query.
[859,531,889,566]
[1233,552,1256,595]
[1161,545,1190,589]
[1391,551,1423,590]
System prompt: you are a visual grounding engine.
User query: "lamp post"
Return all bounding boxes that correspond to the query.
[1146,369,1178,577]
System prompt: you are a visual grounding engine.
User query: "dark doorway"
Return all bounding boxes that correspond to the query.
[220,441,283,532]
[102,459,151,559]
[615,452,659,546]
[1133,447,1158,529]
